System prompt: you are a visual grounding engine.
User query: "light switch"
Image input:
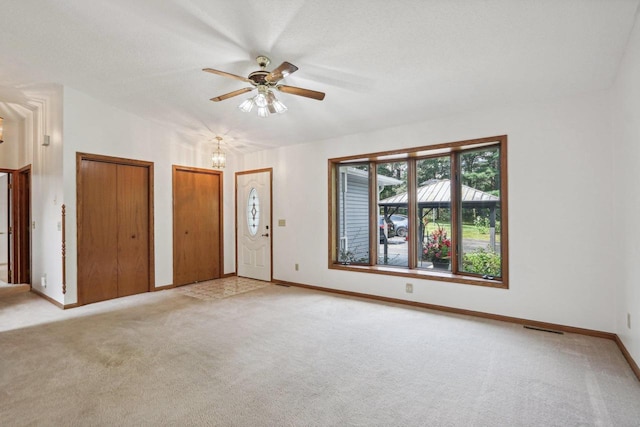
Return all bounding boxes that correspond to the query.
[278,219,286,227]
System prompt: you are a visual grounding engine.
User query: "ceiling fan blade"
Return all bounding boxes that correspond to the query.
[277,85,325,101]
[265,62,298,83]
[203,68,253,84]
[210,87,255,102]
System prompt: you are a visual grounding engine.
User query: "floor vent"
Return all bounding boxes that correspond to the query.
[274,283,290,287]
[523,325,564,335]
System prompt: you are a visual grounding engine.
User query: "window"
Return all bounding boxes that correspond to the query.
[329,135,508,288]
[377,161,408,267]
[336,164,371,264]
[247,187,260,236]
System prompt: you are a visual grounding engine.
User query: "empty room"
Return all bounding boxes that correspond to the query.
[1,0,640,425]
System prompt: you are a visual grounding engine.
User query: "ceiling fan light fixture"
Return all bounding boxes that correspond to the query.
[212,136,226,168]
[266,91,287,114]
[254,90,268,108]
[206,56,324,117]
[238,98,255,113]
[257,106,270,118]
[271,98,287,114]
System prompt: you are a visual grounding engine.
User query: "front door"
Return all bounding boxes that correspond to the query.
[236,169,272,281]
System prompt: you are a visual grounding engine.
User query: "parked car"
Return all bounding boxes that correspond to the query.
[379,216,396,242]
[390,214,408,237]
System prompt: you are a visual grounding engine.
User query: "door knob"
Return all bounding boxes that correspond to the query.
[261,233,269,237]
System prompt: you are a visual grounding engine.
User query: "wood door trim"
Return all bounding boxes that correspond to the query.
[14,165,31,285]
[234,168,273,282]
[0,168,13,283]
[172,165,224,283]
[76,153,154,304]
[235,167,273,177]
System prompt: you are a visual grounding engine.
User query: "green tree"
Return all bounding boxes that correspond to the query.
[460,148,500,195]
[417,156,450,185]
[377,162,407,201]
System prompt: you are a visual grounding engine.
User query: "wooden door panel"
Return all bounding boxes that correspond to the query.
[173,168,222,285]
[117,164,150,297]
[78,160,118,304]
[12,167,31,284]
[196,172,219,281]
[173,170,197,285]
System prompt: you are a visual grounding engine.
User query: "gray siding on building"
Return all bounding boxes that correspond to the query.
[337,171,370,262]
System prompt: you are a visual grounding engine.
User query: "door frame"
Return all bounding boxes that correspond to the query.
[14,165,31,284]
[0,166,31,285]
[76,152,155,304]
[235,168,273,281]
[171,165,224,285]
[0,169,12,284]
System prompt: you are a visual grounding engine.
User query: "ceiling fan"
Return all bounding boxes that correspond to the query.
[203,56,325,116]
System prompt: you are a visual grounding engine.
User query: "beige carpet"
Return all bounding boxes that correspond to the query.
[1,279,639,426]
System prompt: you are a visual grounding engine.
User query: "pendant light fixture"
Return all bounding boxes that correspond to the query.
[211,136,226,168]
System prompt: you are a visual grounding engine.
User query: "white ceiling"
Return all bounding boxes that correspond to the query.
[0,0,638,152]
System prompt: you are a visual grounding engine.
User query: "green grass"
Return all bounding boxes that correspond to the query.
[424,222,500,242]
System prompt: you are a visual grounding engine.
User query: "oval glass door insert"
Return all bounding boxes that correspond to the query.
[247,187,260,236]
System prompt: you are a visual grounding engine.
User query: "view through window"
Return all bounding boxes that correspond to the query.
[330,136,508,288]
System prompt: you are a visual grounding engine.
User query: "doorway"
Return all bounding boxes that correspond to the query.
[172,166,223,286]
[0,172,10,285]
[0,167,31,286]
[236,169,272,282]
[77,153,154,305]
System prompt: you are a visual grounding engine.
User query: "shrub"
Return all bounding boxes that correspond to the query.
[474,216,489,234]
[462,247,501,276]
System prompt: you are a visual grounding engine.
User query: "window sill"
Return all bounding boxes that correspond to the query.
[329,263,508,289]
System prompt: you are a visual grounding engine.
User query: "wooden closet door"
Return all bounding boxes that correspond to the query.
[173,168,221,286]
[78,160,119,304]
[117,164,150,297]
[196,172,220,280]
[173,170,197,285]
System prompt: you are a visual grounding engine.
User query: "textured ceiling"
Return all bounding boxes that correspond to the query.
[0,0,638,152]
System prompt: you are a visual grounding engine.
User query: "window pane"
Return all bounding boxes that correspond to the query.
[459,147,502,277]
[416,157,452,270]
[377,161,408,267]
[247,187,260,236]
[336,165,370,264]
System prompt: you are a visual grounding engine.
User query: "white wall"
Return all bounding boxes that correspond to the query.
[62,87,235,305]
[29,87,65,303]
[240,91,616,333]
[0,116,23,169]
[0,87,67,304]
[611,16,640,366]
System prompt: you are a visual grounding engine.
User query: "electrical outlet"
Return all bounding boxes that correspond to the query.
[41,274,47,288]
[295,263,299,271]
[628,313,631,329]
[406,283,413,293]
